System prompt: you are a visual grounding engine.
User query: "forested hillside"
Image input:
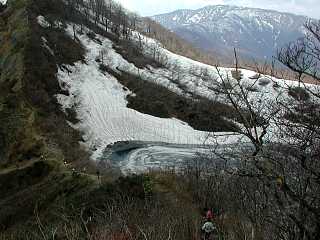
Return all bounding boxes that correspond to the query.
[152,5,309,62]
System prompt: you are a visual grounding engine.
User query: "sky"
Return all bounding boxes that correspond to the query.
[117,0,320,18]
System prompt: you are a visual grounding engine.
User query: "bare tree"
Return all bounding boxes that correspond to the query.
[196,22,320,240]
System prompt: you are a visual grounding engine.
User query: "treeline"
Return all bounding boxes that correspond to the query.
[62,0,218,66]
[141,17,218,65]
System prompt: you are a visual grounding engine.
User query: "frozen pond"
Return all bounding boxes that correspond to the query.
[99,141,249,174]
[99,141,211,173]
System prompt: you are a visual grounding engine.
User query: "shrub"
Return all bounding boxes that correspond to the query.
[0,4,6,13]
[249,73,260,80]
[87,31,102,44]
[258,77,271,86]
[231,70,243,80]
[288,87,310,101]
[86,31,96,40]
[116,174,149,198]
[273,82,280,89]
[222,81,233,90]
[246,85,259,92]
[113,39,162,69]
[99,63,109,72]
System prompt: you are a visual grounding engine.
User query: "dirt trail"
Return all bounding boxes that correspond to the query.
[0,159,40,175]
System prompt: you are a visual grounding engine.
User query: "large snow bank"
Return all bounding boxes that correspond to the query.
[54,19,319,160]
[56,25,242,159]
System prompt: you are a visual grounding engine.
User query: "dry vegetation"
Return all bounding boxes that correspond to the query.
[0,170,202,240]
[0,0,319,240]
[100,64,239,132]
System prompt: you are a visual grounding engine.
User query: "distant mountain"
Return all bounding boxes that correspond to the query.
[151,5,309,61]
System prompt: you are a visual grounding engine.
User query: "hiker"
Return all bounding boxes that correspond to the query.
[201,219,216,240]
[206,209,214,221]
[203,208,214,221]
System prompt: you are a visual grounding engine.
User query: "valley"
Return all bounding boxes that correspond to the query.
[0,0,319,239]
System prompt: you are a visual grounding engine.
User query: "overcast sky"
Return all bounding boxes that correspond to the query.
[117,0,319,18]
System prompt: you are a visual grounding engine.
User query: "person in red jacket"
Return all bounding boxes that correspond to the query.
[201,208,216,240]
[205,208,214,221]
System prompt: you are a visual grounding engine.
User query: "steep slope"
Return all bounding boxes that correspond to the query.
[152,5,309,61]
[0,0,89,169]
[0,3,205,233]
[1,0,319,238]
[0,0,242,177]
[54,13,317,170]
[0,0,94,231]
[0,0,47,166]
[1,0,316,171]
[56,23,244,160]
[0,0,239,228]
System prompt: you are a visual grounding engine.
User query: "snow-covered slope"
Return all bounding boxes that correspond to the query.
[34,14,316,162]
[152,5,309,60]
[55,24,242,159]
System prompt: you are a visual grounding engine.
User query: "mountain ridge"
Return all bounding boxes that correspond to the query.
[151,5,310,61]
[153,4,311,19]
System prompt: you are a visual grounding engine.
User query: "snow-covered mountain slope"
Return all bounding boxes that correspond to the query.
[152,5,309,61]
[55,23,242,160]
[35,13,316,163]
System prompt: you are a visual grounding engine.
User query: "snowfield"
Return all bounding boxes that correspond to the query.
[41,17,317,162]
[55,24,243,160]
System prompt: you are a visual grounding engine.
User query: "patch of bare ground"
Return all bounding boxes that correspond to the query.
[101,66,239,132]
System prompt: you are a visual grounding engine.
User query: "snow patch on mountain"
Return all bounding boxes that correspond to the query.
[56,24,243,159]
[49,13,318,160]
[152,5,309,60]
